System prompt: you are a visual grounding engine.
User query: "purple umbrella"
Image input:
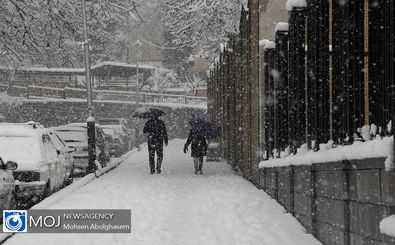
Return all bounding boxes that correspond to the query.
[188,115,220,139]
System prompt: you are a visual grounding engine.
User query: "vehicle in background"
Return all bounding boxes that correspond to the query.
[101,125,133,154]
[99,118,133,153]
[48,130,75,185]
[0,158,18,217]
[52,126,89,176]
[53,123,110,175]
[66,123,111,166]
[101,127,123,157]
[0,122,71,204]
[99,118,128,128]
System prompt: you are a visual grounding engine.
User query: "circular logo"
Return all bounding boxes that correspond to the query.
[4,214,23,231]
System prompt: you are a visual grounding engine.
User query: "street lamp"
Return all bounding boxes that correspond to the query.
[82,0,96,174]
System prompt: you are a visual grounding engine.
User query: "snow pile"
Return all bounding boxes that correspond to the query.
[380,215,395,238]
[259,136,393,168]
[264,41,276,50]
[286,0,307,11]
[275,22,289,32]
[259,39,276,49]
[259,39,270,47]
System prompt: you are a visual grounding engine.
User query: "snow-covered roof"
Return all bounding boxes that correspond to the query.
[91,61,156,70]
[275,22,289,32]
[0,65,84,75]
[286,0,307,11]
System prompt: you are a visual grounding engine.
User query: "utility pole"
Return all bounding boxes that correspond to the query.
[135,36,141,151]
[136,37,140,105]
[82,0,96,174]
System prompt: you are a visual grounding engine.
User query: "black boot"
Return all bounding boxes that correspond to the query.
[198,164,203,175]
[156,167,161,174]
[150,168,155,175]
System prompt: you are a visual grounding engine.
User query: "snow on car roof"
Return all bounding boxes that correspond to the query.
[52,125,86,132]
[0,123,45,137]
[0,123,45,171]
[66,122,103,128]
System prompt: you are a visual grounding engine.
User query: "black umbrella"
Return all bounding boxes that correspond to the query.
[132,107,165,119]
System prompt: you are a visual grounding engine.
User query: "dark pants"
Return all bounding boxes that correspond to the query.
[148,144,163,171]
[193,157,203,171]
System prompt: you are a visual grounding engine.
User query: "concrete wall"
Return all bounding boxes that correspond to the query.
[0,100,206,141]
[261,158,395,245]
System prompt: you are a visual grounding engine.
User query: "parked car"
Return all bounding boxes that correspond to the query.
[53,123,110,175]
[0,158,18,217]
[100,118,133,153]
[66,123,111,165]
[48,130,75,185]
[0,122,72,203]
[101,127,123,157]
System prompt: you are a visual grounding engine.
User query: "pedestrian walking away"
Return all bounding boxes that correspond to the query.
[143,115,168,174]
[184,129,208,175]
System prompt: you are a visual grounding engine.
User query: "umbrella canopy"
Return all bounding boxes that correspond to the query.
[132,107,165,119]
[188,115,220,139]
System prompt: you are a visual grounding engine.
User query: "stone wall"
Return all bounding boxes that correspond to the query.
[260,158,395,245]
[0,100,205,141]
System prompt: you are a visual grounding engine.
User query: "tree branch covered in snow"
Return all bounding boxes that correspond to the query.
[0,0,141,68]
[162,0,243,61]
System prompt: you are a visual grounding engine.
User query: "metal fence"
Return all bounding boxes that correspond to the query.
[208,0,260,184]
[263,0,395,157]
[208,0,394,175]
[6,85,207,107]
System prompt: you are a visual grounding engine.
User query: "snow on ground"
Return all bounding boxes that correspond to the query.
[5,139,320,245]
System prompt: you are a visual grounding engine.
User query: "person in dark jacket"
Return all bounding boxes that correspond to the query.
[183,129,208,175]
[143,116,168,174]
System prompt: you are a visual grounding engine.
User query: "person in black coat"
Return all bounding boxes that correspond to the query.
[183,129,208,175]
[143,116,168,174]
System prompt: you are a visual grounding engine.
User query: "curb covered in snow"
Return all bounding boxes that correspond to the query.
[0,145,144,244]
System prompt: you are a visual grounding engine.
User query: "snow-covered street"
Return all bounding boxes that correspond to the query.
[4,139,319,245]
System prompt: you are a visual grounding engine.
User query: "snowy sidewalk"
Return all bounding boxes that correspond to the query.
[5,139,320,245]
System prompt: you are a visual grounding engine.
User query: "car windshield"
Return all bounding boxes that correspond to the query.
[0,136,42,165]
[102,128,115,136]
[55,130,87,143]
[100,119,121,126]
[102,126,123,135]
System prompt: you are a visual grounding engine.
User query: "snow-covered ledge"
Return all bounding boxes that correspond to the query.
[259,136,394,171]
[380,215,395,238]
[286,0,307,11]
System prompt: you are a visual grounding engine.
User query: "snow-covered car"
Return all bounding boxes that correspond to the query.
[53,123,110,175]
[0,158,18,216]
[99,118,133,151]
[48,130,75,185]
[101,124,133,154]
[0,122,71,203]
[101,126,124,157]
